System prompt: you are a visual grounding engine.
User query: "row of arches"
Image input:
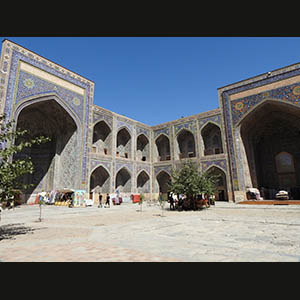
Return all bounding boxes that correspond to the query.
[90,166,151,193]
[90,165,228,201]
[152,123,224,161]
[92,121,150,161]
[13,96,226,200]
[92,120,224,162]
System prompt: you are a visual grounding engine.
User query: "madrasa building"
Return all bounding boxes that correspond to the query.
[1,39,300,204]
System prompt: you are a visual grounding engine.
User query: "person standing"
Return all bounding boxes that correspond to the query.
[98,194,103,208]
[169,193,175,210]
[105,193,110,208]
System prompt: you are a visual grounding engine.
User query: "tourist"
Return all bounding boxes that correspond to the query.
[105,193,110,208]
[98,194,103,208]
[169,193,175,210]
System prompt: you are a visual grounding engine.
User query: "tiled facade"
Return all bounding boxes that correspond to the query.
[2,39,300,203]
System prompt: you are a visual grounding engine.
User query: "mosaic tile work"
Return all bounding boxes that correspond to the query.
[15,70,85,120]
[198,114,221,130]
[174,120,196,135]
[136,126,150,139]
[116,117,133,134]
[90,159,112,175]
[92,109,113,128]
[59,131,78,188]
[6,39,300,201]
[201,159,227,173]
[221,66,300,191]
[153,127,170,139]
[154,165,172,176]
[3,43,93,188]
[230,82,300,126]
[136,163,151,177]
[115,161,133,174]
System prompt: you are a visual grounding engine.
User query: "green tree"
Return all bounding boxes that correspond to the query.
[158,192,167,216]
[169,161,220,207]
[201,170,220,204]
[139,193,144,212]
[0,114,50,205]
[169,161,202,198]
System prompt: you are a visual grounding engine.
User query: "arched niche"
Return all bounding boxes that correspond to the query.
[154,134,171,162]
[175,129,196,160]
[137,170,150,193]
[136,134,149,162]
[115,167,132,193]
[239,99,300,200]
[206,166,228,201]
[201,123,223,156]
[92,120,112,156]
[116,127,131,159]
[156,170,171,194]
[90,165,110,193]
[14,98,79,198]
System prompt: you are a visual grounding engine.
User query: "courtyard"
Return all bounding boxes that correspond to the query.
[0,202,300,262]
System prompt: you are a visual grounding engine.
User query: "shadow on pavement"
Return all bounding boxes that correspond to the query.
[0,223,36,241]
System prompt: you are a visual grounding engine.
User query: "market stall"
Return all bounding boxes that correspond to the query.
[73,190,90,207]
[53,189,75,206]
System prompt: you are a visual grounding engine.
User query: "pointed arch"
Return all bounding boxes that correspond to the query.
[238,98,300,199]
[116,127,132,159]
[204,163,227,175]
[175,128,196,159]
[13,95,81,199]
[115,167,132,193]
[154,133,171,162]
[14,93,81,130]
[156,170,171,194]
[136,133,149,161]
[206,165,228,201]
[89,165,111,193]
[92,119,112,155]
[236,98,300,127]
[137,170,150,193]
[200,122,223,156]
[137,168,150,178]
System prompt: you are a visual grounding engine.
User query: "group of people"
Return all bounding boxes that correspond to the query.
[166,192,211,211]
[98,193,111,208]
[167,192,178,210]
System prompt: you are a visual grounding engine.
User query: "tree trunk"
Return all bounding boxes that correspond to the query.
[39,204,42,222]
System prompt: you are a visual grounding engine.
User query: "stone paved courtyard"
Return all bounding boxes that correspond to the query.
[1,202,300,262]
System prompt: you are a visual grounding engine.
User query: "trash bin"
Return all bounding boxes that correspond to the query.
[131,194,140,203]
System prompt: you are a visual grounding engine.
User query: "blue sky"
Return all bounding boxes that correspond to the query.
[2,37,300,126]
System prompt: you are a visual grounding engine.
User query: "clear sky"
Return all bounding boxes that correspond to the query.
[2,37,300,126]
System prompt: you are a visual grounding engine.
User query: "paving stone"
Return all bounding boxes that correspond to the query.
[1,202,300,261]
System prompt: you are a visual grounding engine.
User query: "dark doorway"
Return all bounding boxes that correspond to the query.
[240,101,300,200]
[15,99,78,198]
